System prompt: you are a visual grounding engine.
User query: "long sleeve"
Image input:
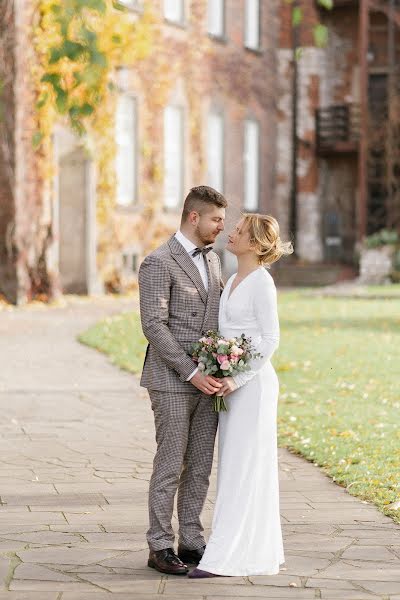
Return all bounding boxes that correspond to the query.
[138,255,198,382]
[232,276,280,389]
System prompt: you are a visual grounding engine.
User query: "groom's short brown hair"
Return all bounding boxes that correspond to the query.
[181,186,227,223]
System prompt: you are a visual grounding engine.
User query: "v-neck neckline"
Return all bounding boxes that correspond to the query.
[227,267,262,302]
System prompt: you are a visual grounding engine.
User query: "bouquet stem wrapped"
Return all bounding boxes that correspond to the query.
[190,330,261,413]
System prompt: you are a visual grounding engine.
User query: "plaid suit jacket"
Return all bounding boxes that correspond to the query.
[138,235,223,392]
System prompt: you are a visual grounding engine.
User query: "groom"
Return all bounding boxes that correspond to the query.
[138,185,227,575]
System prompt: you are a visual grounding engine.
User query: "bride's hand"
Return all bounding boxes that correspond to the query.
[219,377,237,397]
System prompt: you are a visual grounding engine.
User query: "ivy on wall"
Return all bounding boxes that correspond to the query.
[32,0,153,285]
[286,0,333,49]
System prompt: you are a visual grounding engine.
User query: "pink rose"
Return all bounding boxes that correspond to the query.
[217,354,228,365]
[220,360,230,371]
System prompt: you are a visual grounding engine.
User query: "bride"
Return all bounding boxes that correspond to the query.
[189,213,293,578]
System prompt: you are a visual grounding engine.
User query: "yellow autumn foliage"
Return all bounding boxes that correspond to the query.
[32,0,154,283]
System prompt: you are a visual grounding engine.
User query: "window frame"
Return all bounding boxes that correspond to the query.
[243,117,261,212]
[163,0,186,27]
[244,0,261,52]
[207,108,225,194]
[207,0,226,41]
[163,103,185,211]
[115,93,138,209]
[116,0,143,12]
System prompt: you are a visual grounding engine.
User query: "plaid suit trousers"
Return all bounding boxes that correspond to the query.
[139,236,223,551]
[147,390,218,551]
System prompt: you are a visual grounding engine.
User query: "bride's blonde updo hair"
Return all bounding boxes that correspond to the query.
[242,213,294,266]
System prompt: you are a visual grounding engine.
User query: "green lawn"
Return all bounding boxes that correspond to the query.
[78,292,400,523]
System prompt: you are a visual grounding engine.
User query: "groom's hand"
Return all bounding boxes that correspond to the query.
[191,372,223,395]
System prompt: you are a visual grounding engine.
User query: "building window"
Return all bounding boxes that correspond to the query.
[208,0,225,38]
[207,110,224,193]
[163,0,185,24]
[164,105,184,209]
[122,247,139,274]
[244,0,260,50]
[117,0,142,10]
[115,95,137,206]
[244,118,260,211]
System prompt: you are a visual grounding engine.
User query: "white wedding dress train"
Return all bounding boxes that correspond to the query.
[198,266,285,576]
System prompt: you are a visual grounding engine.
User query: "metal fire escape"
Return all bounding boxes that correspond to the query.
[315,0,400,240]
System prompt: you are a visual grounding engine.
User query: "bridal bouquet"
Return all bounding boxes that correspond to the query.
[190,330,261,412]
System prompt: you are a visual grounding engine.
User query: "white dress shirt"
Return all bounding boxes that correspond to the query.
[174,230,209,290]
[174,230,210,381]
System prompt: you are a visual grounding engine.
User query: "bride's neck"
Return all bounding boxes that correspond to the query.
[236,254,260,278]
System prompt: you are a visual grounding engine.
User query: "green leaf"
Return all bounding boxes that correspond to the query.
[77,65,102,86]
[70,117,86,136]
[79,26,97,45]
[55,88,68,113]
[313,23,328,47]
[32,131,44,149]
[36,93,49,109]
[317,0,333,9]
[69,104,94,118]
[76,0,107,14]
[41,73,61,87]
[49,4,62,14]
[75,103,95,116]
[63,40,87,61]
[292,6,302,27]
[295,47,303,60]
[90,50,108,68]
[49,47,63,64]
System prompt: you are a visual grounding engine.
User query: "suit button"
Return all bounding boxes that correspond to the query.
[191,311,197,317]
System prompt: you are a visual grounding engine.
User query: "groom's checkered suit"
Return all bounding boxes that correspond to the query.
[139,235,223,551]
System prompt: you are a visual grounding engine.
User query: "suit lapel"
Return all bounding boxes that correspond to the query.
[203,254,219,325]
[168,236,208,305]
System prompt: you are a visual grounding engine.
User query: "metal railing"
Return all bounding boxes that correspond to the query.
[316,103,361,153]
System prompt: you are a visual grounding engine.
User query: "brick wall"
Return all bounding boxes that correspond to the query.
[109,0,280,281]
[276,0,360,263]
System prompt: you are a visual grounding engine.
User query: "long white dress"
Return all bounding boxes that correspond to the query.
[198,266,285,576]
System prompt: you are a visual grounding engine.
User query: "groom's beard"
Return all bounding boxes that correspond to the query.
[195,225,220,246]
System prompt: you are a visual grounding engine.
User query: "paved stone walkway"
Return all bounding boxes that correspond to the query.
[0,296,399,599]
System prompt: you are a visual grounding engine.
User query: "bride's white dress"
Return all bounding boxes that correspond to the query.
[198,266,285,576]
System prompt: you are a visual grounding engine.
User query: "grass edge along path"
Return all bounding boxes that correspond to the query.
[78,292,400,525]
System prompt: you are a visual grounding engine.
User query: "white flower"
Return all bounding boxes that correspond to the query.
[198,362,205,371]
[217,339,226,346]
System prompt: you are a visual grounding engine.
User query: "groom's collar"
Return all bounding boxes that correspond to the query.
[174,230,197,255]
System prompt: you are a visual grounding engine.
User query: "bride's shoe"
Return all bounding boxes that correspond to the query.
[188,567,220,578]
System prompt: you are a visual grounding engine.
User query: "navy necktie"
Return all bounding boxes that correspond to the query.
[192,246,213,258]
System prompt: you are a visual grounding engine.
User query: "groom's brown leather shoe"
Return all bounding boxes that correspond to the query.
[178,545,206,565]
[148,548,188,575]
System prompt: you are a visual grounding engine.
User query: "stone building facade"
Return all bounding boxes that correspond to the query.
[276,0,400,267]
[104,0,280,289]
[2,0,398,302]
[0,0,280,302]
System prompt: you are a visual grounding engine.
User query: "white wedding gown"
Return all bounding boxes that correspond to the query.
[198,266,285,576]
